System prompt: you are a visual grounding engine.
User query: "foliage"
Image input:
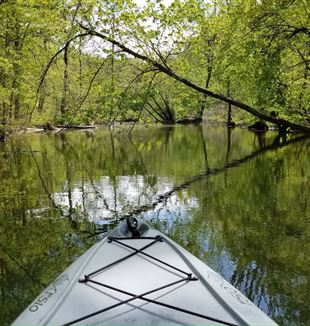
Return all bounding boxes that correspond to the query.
[0,0,309,128]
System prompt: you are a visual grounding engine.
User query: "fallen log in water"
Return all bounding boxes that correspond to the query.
[56,125,96,129]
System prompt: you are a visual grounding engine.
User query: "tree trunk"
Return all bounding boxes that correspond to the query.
[226,79,235,127]
[9,20,21,120]
[37,80,46,112]
[11,74,20,119]
[79,37,83,99]
[298,63,309,114]
[199,64,212,118]
[60,44,69,116]
[199,38,214,118]
[0,67,7,126]
[0,13,10,127]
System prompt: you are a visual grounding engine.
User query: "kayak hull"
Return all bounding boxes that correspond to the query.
[11,219,277,326]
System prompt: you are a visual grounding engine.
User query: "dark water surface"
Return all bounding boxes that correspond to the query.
[0,125,309,325]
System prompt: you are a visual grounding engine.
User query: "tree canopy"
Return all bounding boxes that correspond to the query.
[0,0,309,134]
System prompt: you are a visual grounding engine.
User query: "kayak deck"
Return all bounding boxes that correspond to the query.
[12,219,277,326]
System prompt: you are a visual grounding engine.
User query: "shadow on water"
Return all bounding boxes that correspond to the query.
[0,125,309,325]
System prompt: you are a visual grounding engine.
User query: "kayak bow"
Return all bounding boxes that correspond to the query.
[12,218,278,326]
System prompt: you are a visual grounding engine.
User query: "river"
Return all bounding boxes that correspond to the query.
[0,125,309,325]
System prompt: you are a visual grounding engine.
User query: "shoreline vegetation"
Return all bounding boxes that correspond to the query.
[7,119,306,141]
[1,101,309,140]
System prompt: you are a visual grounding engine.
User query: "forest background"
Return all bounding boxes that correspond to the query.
[0,0,309,137]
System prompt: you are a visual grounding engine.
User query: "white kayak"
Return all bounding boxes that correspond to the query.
[12,218,278,326]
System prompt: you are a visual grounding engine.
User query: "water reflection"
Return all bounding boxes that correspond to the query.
[0,125,309,325]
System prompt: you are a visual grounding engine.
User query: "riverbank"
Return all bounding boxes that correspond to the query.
[0,116,307,142]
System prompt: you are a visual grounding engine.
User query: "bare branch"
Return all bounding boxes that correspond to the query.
[26,32,90,123]
[111,66,159,124]
[128,71,159,135]
[147,100,166,121]
[72,52,123,118]
[144,104,162,122]
[72,0,82,23]
[37,33,90,95]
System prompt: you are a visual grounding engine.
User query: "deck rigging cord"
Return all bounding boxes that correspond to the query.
[61,218,239,326]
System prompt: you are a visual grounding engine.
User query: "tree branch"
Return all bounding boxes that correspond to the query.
[72,53,122,118]
[128,71,159,135]
[110,66,158,124]
[26,32,90,123]
[77,24,310,133]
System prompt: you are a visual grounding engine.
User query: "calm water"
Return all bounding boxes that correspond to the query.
[0,125,309,325]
